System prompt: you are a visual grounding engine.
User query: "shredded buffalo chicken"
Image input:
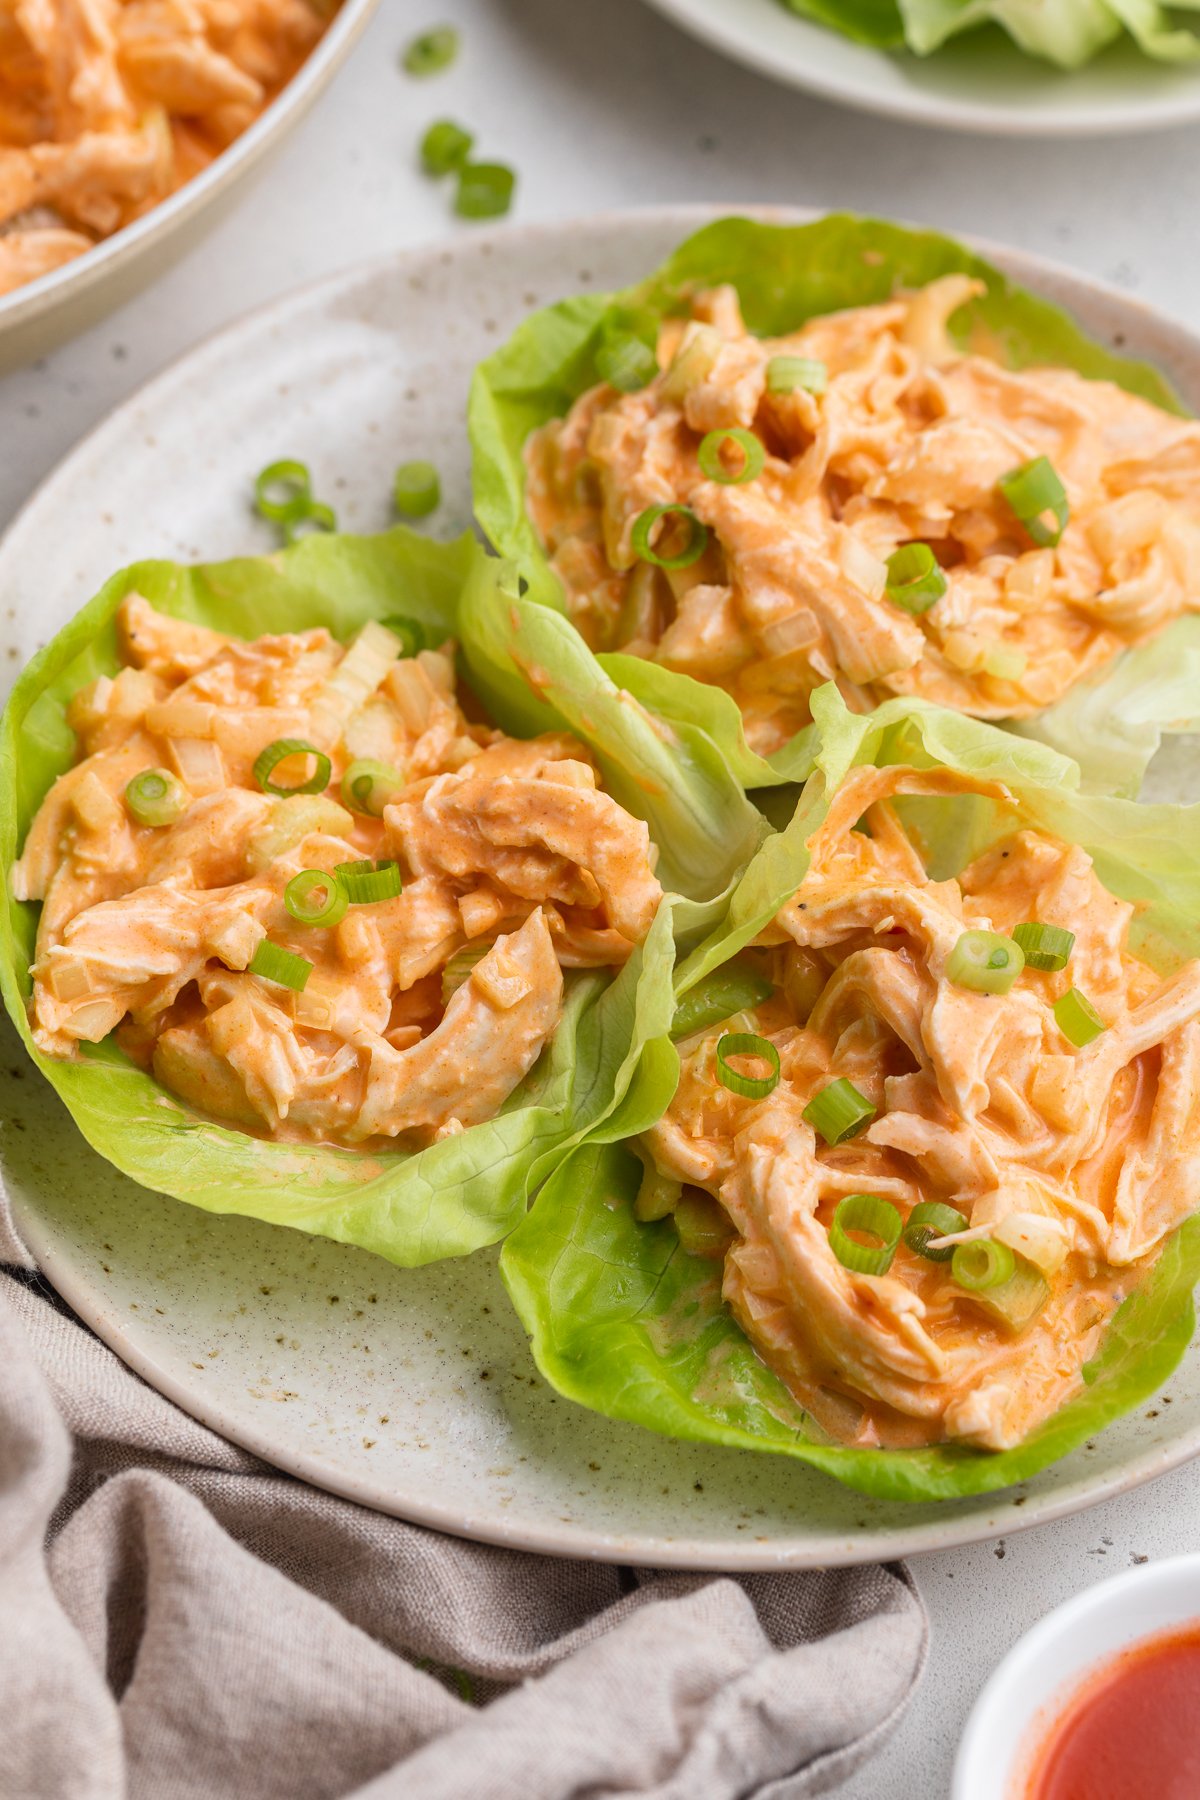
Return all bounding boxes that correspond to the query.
[16,598,662,1146]
[528,277,1200,754]
[642,765,1200,1452]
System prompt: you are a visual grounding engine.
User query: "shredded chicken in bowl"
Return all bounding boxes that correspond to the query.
[527,277,1200,755]
[14,598,662,1147]
[0,0,340,298]
[639,764,1200,1452]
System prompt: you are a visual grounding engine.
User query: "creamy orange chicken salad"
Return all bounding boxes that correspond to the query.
[526,276,1200,756]
[13,598,662,1146]
[0,0,340,298]
[639,763,1200,1453]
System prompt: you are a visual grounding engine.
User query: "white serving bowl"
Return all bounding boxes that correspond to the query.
[953,1553,1200,1798]
[0,0,380,372]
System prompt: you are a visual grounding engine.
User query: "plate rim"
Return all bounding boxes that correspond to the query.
[7,203,1200,1567]
[640,0,1200,138]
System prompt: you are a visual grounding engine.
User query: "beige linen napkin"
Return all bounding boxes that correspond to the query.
[0,1251,927,1800]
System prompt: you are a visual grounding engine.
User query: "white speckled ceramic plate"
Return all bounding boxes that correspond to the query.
[641,0,1200,137]
[5,207,1200,1568]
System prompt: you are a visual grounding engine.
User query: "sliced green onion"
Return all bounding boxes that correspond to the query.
[803,1077,876,1147]
[631,504,708,570]
[952,1238,1016,1292]
[903,1201,968,1263]
[945,929,1024,996]
[830,1194,902,1277]
[254,459,310,522]
[661,325,721,404]
[248,939,312,992]
[766,355,827,395]
[885,543,947,615]
[674,1191,735,1259]
[380,614,428,657]
[715,1032,780,1099]
[340,759,404,817]
[998,456,1069,548]
[393,461,440,518]
[1054,987,1106,1048]
[420,119,473,175]
[455,161,515,220]
[402,25,459,75]
[284,869,348,928]
[670,962,774,1041]
[282,499,337,544]
[124,768,187,828]
[697,428,765,486]
[335,859,402,904]
[1012,921,1075,973]
[253,739,332,797]
[967,1255,1050,1333]
[442,942,490,1004]
[595,333,658,393]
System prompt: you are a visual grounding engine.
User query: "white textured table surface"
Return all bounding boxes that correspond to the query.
[6,3,1200,1795]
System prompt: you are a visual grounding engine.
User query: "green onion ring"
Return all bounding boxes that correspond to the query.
[340,759,405,818]
[254,460,311,522]
[885,543,947,615]
[402,25,459,75]
[335,859,403,904]
[455,161,516,220]
[393,461,441,519]
[1012,921,1075,973]
[631,503,708,570]
[803,1077,876,1147]
[715,1032,780,1099]
[420,119,473,175]
[124,768,187,828]
[1054,986,1106,1048]
[766,355,827,395]
[998,456,1070,548]
[903,1201,968,1263]
[253,739,332,797]
[945,929,1024,996]
[281,498,337,545]
[284,869,348,928]
[697,428,765,486]
[829,1194,902,1276]
[951,1238,1015,1292]
[248,940,312,992]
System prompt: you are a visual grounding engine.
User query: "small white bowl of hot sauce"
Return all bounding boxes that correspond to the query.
[953,1554,1200,1799]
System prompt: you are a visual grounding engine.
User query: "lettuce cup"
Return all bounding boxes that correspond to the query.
[0,528,762,1268]
[471,214,1200,799]
[501,688,1200,1500]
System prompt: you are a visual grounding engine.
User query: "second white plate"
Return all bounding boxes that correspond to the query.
[5,207,1200,1567]
[642,0,1200,137]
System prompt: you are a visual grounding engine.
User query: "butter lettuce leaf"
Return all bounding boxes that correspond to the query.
[0,529,695,1268]
[784,0,1200,64]
[501,686,1200,1499]
[470,213,1198,799]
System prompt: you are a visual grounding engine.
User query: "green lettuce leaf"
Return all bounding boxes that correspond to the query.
[785,0,1200,65]
[500,685,1200,1499]
[470,213,1198,799]
[0,528,692,1268]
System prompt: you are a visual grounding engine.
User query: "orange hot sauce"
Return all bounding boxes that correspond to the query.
[1028,1623,1200,1800]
